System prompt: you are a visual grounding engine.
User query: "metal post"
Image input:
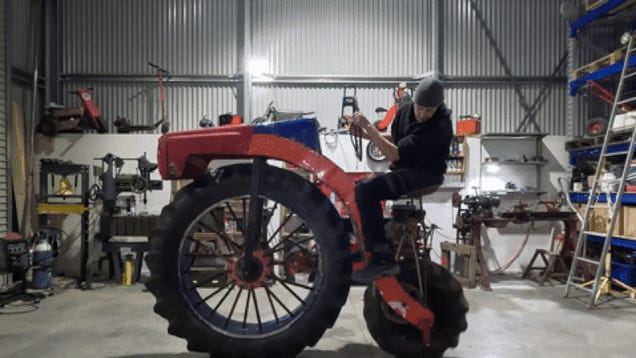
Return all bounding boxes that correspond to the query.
[432,0,444,76]
[237,0,251,121]
[44,0,58,104]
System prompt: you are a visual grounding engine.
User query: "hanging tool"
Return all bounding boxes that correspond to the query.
[337,86,363,161]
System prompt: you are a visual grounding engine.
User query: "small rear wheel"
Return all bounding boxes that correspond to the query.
[364,260,468,358]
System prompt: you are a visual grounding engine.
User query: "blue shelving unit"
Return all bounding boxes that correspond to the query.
[570,55,636,95]
[567,141,635,165]
[569,0,631,38]
[568,0,636,95]
[586,232,636,251]
[570,192,636,205]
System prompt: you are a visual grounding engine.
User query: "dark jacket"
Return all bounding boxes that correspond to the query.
[390,101,453,179]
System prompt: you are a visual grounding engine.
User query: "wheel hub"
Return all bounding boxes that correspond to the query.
[228,249,271,289]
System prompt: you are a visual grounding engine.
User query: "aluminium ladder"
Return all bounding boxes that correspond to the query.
[564,32,636,306]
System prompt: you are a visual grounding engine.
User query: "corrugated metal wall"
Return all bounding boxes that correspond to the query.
[252,83,569,134]
[445,0,567,77]
[60,82,237,131]
[58,0,573,134]
[60,0,239,130]
[251,0,435,76]
[0,0,8,234]
[8,0,31,73]
[60,0,238,75]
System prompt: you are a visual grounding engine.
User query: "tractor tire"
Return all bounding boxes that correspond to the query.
[145,164,351,358]
[363,260,468,358]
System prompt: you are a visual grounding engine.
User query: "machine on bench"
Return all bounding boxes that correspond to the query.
[90,153,163,283]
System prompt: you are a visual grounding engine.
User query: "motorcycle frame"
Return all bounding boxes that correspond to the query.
[157,124,435,345]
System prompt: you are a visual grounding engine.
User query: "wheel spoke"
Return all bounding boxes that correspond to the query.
[273,274,314,291]
[224,287,244,328]
[266,211,294,245]
[264,285,280,323]
[211,283,236,316]
[189,270,229,289]
[264,285,293,316]
[271,235,313,254]
[225,202,246,235]
[206,212,242,253]
[195,279,235,307]
[190,241,201,267]
[274,276,307,305]
[251,289,262,331]
[242,289,251,328]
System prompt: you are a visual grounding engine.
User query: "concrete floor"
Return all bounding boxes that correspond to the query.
[1,275,635,358]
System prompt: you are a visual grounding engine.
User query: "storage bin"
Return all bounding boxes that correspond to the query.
[611,260,636,287]
[457,115,480,136]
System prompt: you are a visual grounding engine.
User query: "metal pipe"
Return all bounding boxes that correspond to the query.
[433,0,444,76]
[59,73,566,86]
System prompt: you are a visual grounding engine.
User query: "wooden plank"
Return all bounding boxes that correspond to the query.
[585,0,607,11]
[570,47,627,80]
[10,102,27,234]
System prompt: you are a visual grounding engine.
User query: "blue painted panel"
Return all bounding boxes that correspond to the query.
[253,118,322,154]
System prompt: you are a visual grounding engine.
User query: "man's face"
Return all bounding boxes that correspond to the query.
[414,104,438,122]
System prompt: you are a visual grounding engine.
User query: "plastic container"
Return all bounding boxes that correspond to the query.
[611,260,636,287]
[457,114,481,136]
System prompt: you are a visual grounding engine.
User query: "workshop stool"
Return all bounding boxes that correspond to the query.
[101,239,149,284]
[440,241,477,288]
[393,184,441,254]
[522,248,568,285]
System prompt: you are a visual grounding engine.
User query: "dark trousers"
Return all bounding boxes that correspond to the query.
[355,169,441,252]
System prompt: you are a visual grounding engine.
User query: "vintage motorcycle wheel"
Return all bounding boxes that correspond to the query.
[145,163,351,357]
[363,260,469,358]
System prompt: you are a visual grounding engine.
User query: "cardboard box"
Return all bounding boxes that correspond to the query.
[622,206,636,238]
[575,204,624,235]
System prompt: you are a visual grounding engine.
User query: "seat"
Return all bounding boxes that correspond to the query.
[407,184,441,199]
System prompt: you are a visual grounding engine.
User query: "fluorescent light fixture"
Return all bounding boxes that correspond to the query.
[486,163,500,173]
[248,57,269,77]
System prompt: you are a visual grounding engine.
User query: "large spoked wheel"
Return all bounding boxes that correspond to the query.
[364,260,468,358]
[145,163,351,357]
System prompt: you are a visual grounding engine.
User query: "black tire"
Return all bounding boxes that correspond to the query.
[364,260,468,358]
[37,117,57,137]
[366,141,386,162]
[145,164,351,357]
[95,117,108,133]
[160,120,169,134]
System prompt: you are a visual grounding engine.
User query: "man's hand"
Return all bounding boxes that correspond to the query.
[345,112,372,140]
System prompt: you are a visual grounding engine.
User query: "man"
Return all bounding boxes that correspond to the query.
[349,77,453,283]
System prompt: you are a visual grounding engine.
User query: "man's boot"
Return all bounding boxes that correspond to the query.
[351,245,400,284]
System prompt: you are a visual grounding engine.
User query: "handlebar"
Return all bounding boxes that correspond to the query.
[68,87,94,94]
[148,62,169,74]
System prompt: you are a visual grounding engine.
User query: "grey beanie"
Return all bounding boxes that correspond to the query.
[413,77,444,107]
